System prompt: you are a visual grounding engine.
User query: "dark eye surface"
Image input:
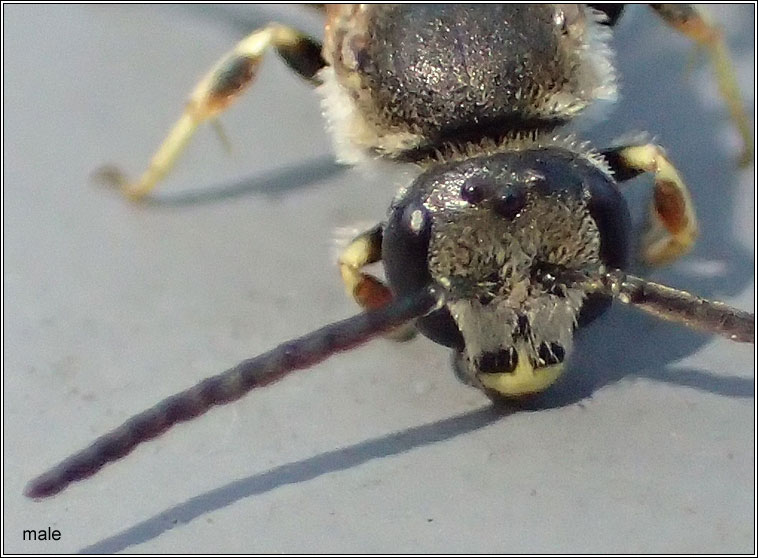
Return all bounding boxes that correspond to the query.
[383,199,432,297]
[383,197,464,349]
[577,160,632,327]
[585,175,631,270]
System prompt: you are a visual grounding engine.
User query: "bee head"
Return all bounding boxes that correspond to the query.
[382,146,631,396]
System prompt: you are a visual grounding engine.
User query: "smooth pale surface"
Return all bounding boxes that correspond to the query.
[4,5,754,554]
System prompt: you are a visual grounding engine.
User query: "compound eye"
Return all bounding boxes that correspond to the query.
[460,177,491,205]
[494,186,527,220]
[584,175,631,270]
[383,199,433,300]
[577,169,632,327]
[383,197,464,350]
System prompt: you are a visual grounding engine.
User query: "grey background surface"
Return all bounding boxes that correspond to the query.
[4,4,755,553]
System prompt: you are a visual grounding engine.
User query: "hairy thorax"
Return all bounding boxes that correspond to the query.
[321,4,616,163]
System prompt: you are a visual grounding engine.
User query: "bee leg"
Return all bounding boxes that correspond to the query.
[338,224,417,341]
[102,24,325,200]
[602,143,697,267]
[649,4,753,167]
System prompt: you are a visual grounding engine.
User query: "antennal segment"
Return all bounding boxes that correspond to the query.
[556,267,754,343]
[25,285,444,500]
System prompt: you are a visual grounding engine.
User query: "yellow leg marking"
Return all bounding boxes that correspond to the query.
[110,25,316,200]
[338,229,416,341]
[660,7,753,166]
[122,113,199,200]
[692,19,753,167]
[619,145,698,266]
[338,232,388,310]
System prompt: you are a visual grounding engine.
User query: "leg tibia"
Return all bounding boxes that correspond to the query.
[105,24,324,200]
[650,5,753,166]
[337,225,416,341]
[603,143,698,266]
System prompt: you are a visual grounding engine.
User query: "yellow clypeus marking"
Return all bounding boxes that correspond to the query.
[478,347,565,397]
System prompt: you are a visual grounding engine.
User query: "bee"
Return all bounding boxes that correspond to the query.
[26,4,753,501]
